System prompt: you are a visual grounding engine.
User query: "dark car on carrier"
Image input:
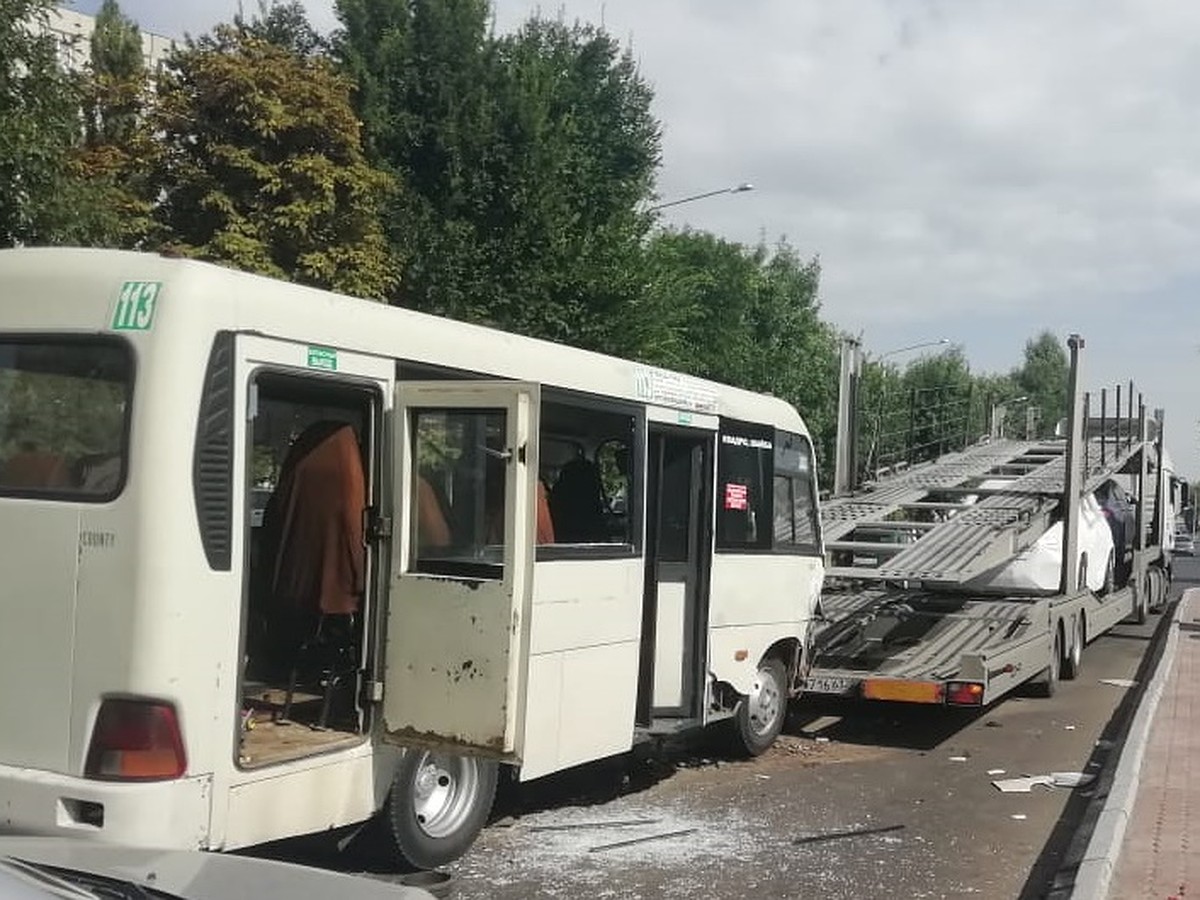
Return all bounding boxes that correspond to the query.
[1093,478,1136,583]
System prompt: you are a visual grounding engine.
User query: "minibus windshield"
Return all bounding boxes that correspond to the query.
[0,337,132,500]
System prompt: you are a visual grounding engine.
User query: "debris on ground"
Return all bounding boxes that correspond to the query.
[992,772,1095,792]
[792,823,905,846]
[1098,678,1138,688]
[589,828,698,853]
[529,819,661,832]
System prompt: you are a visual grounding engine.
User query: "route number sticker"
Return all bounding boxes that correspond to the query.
[112,281,161,331]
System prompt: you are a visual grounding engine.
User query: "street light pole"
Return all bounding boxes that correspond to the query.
[648,182,754,212]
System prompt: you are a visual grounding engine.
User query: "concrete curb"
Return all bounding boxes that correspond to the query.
[1069,587,1195,899]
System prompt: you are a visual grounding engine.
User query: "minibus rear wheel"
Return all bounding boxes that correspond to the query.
[386,749,498,870]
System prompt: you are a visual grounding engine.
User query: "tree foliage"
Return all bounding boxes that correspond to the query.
[149,23,397,296]
[1012,330,1068,437]
[235,0,327,58]
[0,0,87,245]
[641,230,839,461]
[335,2,660,348]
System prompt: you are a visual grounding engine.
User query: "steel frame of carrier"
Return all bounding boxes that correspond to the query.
[805,334,1175,708]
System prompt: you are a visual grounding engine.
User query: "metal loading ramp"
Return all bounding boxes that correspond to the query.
[821,436,1147,585]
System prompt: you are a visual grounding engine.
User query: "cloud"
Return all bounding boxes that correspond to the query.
[67,0,1200,473]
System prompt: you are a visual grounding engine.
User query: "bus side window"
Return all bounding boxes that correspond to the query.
[539,399,636,550]
[773,430,820,553]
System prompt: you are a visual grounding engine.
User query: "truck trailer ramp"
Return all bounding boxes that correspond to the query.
[805,585,1135,707]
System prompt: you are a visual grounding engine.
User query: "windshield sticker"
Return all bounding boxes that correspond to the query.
[725,482,749,510]
[111,281,161,331]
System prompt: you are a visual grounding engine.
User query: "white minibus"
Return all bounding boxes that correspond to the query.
[0,248,824,868]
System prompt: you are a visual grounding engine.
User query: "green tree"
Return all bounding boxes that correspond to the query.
[0,0,87,245]
[1012,330,1068,437]
[149,23,397,297]
[335,3,660,348]
[901,346,975,464]
[87,0,143,144]
[641,230,839,468]
[237,0,327,57]
[71,0,158,247]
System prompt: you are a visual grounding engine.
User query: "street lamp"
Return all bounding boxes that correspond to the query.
[876,338,951,361]
[647,182,754,212]
[990,395,1028,440]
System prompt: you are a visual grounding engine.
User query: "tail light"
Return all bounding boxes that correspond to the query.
[85,698,186,781]
[945,681,985,706]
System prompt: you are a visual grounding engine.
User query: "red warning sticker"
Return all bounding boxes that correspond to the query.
[724,482,748,511]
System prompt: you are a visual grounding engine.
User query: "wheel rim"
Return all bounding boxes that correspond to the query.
[1071,620,1082,668]
[747,664,783,738]
[410,751,481,839]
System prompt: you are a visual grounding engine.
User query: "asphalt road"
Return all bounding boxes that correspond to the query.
[437,559,1197,900]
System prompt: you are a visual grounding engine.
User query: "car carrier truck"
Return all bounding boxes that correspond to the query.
[805,334,1183,706]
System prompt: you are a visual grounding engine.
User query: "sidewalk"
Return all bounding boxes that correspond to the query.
[1074,587,1198,899]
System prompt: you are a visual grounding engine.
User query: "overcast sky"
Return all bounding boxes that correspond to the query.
[73,0,1200,476]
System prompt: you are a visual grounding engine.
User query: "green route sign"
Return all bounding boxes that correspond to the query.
[111,281,161,331]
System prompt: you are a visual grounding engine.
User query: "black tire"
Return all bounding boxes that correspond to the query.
[1149,568,1166,614]
[1030,627,1061,698]
[386,749,498,870]
[731,656,788,757]
[1062,616,1083,681]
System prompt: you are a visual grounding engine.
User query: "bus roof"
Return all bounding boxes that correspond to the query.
[0,247,810,436]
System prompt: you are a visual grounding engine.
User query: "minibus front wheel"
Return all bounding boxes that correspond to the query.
[386,748,499,870]
[731,656,788,757]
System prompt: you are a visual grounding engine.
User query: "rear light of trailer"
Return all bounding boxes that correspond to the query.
[85,698,187,781]
[945,681,985,706]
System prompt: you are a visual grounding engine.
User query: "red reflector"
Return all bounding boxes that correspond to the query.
[945,681,985,706]
[85,699,186,781]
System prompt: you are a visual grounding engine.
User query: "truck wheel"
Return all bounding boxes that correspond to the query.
[1134,577,1148,624]
[1031,628,1061,698]
[1149,568,1166,613]
[731,657,788,757]
[386,749,498,870]
[1062,616,1084,680]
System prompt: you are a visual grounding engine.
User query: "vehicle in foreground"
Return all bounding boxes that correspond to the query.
[0,248,824,870]
[0,836,431,899]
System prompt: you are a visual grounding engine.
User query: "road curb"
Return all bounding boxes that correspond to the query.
[1070,587,1195,899]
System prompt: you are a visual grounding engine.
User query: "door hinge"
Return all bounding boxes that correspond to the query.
[366,507,392,541]
[366,680,384,702]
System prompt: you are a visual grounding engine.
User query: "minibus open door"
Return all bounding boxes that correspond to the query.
[382,381,539,760]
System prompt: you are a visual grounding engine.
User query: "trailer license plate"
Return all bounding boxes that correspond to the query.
[804,676,856,695]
